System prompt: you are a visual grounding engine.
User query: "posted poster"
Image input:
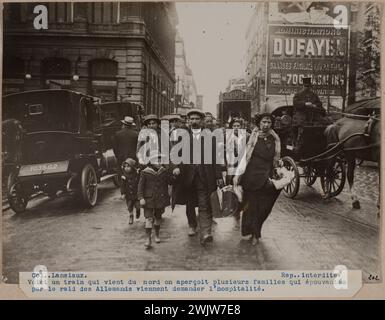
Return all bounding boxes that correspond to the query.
[266,24,350,97]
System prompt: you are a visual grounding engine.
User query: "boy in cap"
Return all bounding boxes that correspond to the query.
[137,114,163,166]
[138,152,175,249]
[169,114,182,130]
[121,158,140,224]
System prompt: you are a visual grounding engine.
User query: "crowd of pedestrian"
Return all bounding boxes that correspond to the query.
[111,108,286,250]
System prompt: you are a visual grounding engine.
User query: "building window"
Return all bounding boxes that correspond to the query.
[150,73,155,114]
[157,78,161,116]
[90,2,118,24]
[41,57,71,77]
[48,3,72,23]
[89,59,118,102]
[89,59,117,78]
[89,58,117,78]
[74,3,87,21]
[3,56,25,94]
[147,70,152,114]
[120,2,141,22]
[41,57,72,89]
[3,56,25,78]
[143,64,148,113]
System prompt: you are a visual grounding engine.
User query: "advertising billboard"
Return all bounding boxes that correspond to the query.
[266,24,349,97]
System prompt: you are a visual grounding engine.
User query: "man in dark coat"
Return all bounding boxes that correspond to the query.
[112,116,139,166]
[293,77,323,110]
[171,109,225,245]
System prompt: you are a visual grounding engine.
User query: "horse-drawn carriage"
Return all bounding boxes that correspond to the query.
[271,103,346,199]
[1,89,129,213]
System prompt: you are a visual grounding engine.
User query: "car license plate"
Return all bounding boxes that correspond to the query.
[19,161,69,177]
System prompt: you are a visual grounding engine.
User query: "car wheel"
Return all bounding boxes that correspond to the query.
[7,172,28,214]
[80,164,98,207]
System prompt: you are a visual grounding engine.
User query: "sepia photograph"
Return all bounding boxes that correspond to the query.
[0,1,382,294]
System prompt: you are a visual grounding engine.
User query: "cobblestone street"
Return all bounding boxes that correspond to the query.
[2,165,380,284]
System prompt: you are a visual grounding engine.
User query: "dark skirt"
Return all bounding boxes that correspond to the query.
[241,181,281,238]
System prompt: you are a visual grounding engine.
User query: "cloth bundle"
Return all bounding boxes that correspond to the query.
[270,166,296,190]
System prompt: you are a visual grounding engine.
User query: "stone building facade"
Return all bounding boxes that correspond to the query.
[244,2,269,115]
[174,30,199,115]
[3,2,178,117]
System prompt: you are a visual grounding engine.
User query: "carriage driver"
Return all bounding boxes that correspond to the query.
[293,76,323,111]
[292,77,322,153]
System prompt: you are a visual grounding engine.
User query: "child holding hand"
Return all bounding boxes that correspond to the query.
[120,158,140,224]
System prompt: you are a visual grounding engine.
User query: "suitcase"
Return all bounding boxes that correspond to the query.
[210,186,239,218]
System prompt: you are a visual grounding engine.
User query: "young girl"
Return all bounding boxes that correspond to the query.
[138,153,174,249]
[120,158,140,224]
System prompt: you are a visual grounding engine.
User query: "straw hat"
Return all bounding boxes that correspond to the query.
[121,116,135,126]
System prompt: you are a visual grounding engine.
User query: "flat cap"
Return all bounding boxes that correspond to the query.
[186,109,205,118]
[143,114,160,124]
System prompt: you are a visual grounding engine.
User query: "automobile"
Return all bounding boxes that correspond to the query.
[2,118,24,185]
[94,101,144,186]
[2,89,119,213]
[95,100,144,150]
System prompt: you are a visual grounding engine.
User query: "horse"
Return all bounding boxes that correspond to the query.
[324,111,380,211]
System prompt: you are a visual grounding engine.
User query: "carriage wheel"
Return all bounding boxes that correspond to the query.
[304,165,317,186]
[321,158,346,198]
[282,156,300,199]
[80,164,98,207]
[7,172,28,214]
